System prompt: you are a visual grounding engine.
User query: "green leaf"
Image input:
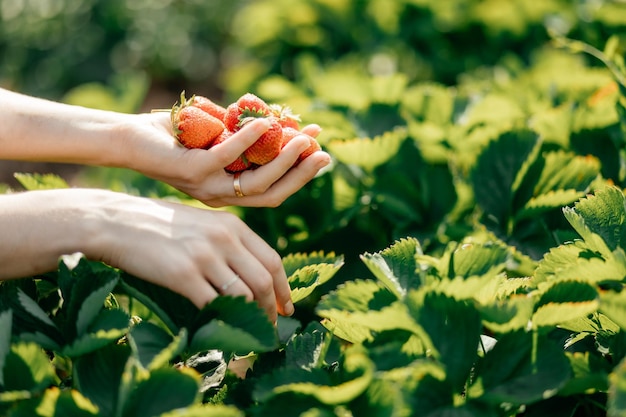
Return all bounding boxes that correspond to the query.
[289,261,344,304]
[564,186,626,252]
[0,310,11,387]
[60,308,129,357]
[2,342,55,394]
[349,379,410,417]
[122,367,200,417]
[0,284,62,350]
[6,388,99,417]
[316,280,422,343]
[189,296,277,355]
[516,189,585,221]
[119,273,197,334]
[326,128,408,171]
[534,241,626,286]
[254,347,374,405]
[478,296,534,334]
[599,291,626,330]
[469,331,571,406]
[471,129,541,227]
[159,404,244,417]
[449,241,510,279]
[407,291,482,392]
[73,343,131,417]
[57,255,120,339]
[608,356,626,416]
[532,280,600,328]
[360,237,423,298]
[128,321,187,370]
[12,173,69,190]
[285,330,327,370]
[560,351,610,396]
[282,252,343,277]
[533,151,601,195]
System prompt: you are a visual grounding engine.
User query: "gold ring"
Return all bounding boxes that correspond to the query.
[233,172,244,197]
[220,275,239,291]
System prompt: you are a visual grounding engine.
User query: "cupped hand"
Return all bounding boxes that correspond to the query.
[119,111,331,208]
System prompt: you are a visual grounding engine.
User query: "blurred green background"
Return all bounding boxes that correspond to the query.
[2,0,625,106]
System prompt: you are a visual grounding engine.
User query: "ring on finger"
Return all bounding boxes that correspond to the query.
[220,275,239,292]
[233,172,245,198]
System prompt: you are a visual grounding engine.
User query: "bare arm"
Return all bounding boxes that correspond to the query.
[0,87,331,207]
[0,188,293,321]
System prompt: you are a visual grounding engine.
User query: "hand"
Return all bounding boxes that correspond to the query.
[102,193,294,322]
[118,112,331,207]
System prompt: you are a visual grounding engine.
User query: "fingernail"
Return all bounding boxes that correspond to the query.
[284,301,295,316]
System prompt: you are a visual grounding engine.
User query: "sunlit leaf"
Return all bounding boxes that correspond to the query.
[121,367,200,417]
[13,173,69,191]
[6,387,99,417]
[128,322,187,371]
[360,237,423,298]
[326,128,408,171]
[254,347,374,405]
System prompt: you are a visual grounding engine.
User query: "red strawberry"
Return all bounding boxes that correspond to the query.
[212,130,253,172]
[244,117,283,165]
[270,103,301,130]
[171,92,225,149]
[191,95,227,121]
[223,93,271,132]
[281,127,321,166]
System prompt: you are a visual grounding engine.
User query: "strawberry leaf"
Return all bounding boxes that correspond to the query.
[282,251,342,277]
[60,308,129,357]
[13,172,69,190]
[564,186,626,252]
[57,254,120,340]
[326,128,408,171]
[5,388,99,417]
[128,322,187,371]
[121,367,200,417]
[253,347,374,405]
[532,280,599,328]
[469,331,571,406]
[1,342,56,395]
[0,310,11,387]
[360,237,423,298]
[0,283,63,350]
[471,129,541,227]
[159,404,244,417]
[189,296,277,355]
[73,343,131,417]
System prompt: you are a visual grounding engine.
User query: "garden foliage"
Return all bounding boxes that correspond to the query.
[2,0,626,416]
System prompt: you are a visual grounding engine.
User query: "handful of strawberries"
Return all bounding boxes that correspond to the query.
[169,91,321,172]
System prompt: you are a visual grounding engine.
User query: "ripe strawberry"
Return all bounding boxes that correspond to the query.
[191,95,227,121]
[281,127,322,166]
[270,103,301,130]
[212,130,253,172]
[244,117,283,165]
[171,93,225,149]
[223,93,271,132]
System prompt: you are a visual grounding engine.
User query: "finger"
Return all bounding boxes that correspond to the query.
[172,267,220,309]
[206,118,270,167]
[238,230,293,318]
[300,124,322,138]
[232,135,311,193]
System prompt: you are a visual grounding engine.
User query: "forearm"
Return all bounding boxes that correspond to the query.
[0,189,110,279]
[0,88,131,167]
